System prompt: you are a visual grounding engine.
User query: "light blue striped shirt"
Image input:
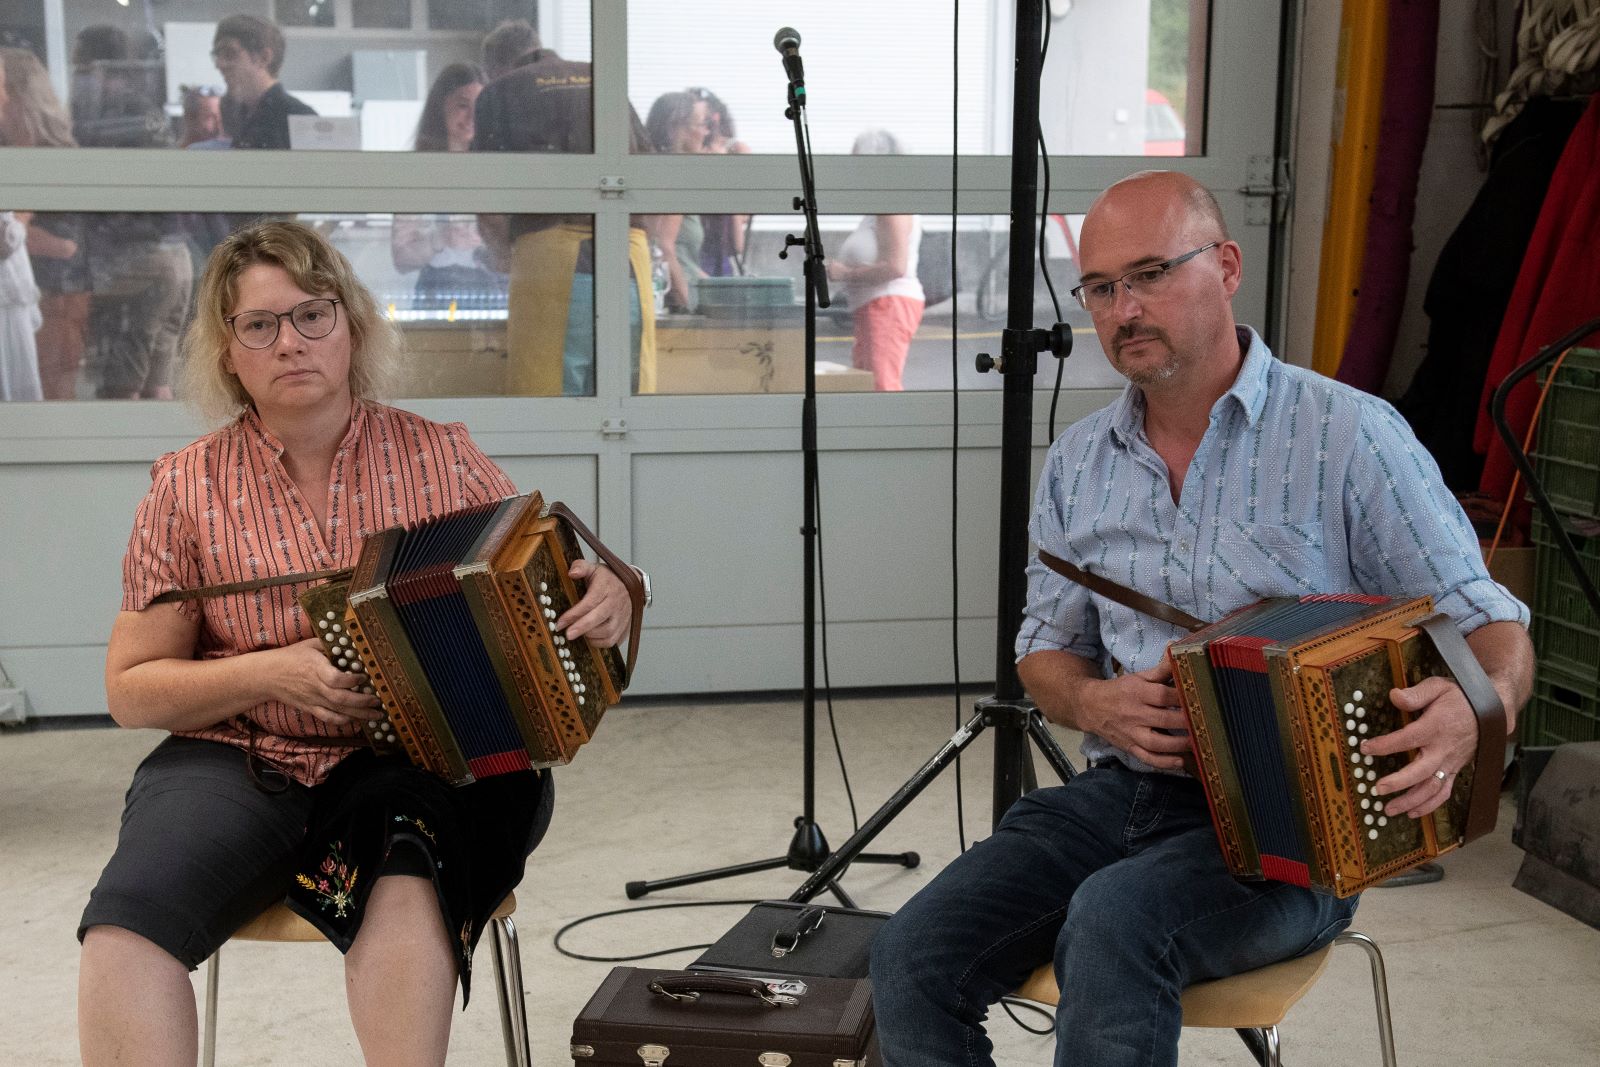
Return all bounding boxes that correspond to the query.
[1018,327,1528,771]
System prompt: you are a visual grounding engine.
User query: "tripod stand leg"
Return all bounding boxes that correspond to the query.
[625,856,792,900]
[1027,711,1077,784]
[789,712,991,903]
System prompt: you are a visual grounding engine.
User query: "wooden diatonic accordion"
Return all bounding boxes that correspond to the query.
[1170,594,1505,897]
[298,492,641,785]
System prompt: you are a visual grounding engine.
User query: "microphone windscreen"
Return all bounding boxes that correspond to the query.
[773,26,801,53]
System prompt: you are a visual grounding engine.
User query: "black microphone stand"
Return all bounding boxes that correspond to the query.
[624,43,919,906]
[787,0,1077,907]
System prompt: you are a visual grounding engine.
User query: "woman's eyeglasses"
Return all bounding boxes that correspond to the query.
[225,298,342,349]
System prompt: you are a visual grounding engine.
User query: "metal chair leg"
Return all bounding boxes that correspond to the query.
[1335,931,1398,1067]
[202,946,221,1067]
[489,915,532,1067]
[1263,1025,1281,1067]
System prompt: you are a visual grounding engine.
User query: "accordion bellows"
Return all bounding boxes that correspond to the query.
[1171,595,1503,897]
[300,492,629,785]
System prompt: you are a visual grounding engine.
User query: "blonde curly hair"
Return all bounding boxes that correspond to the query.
[180,220,400,424]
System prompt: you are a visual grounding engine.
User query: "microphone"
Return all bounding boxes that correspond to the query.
[773,26,805,95]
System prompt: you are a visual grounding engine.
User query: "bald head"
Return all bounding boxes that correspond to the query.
[1087,171,1228,248]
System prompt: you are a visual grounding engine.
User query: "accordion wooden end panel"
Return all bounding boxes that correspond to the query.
[1173,595,1494,898]
[296,493,634,786]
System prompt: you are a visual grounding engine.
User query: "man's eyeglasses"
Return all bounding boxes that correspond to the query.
[1070,242,1219,313]
[225,298,342,350]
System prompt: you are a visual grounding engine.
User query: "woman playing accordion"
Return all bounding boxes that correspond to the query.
[77,220,640,1065]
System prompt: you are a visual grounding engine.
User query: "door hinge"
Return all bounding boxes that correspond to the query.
[601,417,628,439]
[1238,155,1291,226]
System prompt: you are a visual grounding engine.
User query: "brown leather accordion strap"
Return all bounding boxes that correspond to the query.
[1413,612,1506,845]
[149,568,354,605]
[1036,549,1208,633]
[547,502,645,687]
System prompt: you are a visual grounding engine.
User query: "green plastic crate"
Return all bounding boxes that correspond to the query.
[1530,509,1600,681]
[1522,661,1600,746]
[1532,348,1600,518]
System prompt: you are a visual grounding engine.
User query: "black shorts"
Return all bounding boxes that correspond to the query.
[79,735,553,979]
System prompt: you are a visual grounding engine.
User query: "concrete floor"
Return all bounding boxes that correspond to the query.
[4,691,1598,1066]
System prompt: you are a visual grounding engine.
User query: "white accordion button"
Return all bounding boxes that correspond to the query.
[1377,816,1388,827]
[338,636,349,646]
[318,619,329,630]
[331,623,341,632]
[1356,706,1367,719]
[1351,752,1361,764]
[1369,829,1379,840]
[1348,736,1359,747]
[1357,723,1368,734]
[1353,689,1364,702]
[1373,801,1384,813]
[1357,783,1367,794]
[1363,755,1375,766]
[1365,814,1375,826]
[1361,798,1371,810]
[323,633,336,643]
[1344,702,1355,714]
[577,695,585,706]
[1346,718,1357,731]
[325,611,336,621]
[539,581,548,592]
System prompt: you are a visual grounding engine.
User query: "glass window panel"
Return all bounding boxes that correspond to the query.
[428,0,538,34]
[275,1,336,30]
[629,0,1207,155]
[0,4,590,152]
[353,0,413,31]
[641,212,1123,395]
[0,210,612,402]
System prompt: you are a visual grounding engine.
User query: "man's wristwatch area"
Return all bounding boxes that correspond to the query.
[630,565,653,608]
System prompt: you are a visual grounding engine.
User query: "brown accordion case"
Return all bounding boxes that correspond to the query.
[1170,594,1505,897]
[570,968,877,1067]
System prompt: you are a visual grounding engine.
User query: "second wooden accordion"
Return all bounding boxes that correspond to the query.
[299,492,641,785]
[1170,594,1504,897]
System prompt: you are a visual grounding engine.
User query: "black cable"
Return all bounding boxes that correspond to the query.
[951,0,967,857]
[552,898,768,963]
[1000,995,1058,1035]
[813,464,860,830]
[1041,0,1070,444]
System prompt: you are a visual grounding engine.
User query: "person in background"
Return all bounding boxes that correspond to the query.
[179,84,226,148]
[827,129,925,391]
[645,91,711,312]
[69,25,170,150]
[472,21,655,396]
[0,209,44,402]
[479,18,540,84]
[0,48,89,400]
[212,14,315,150]
[391,63,501,311]
[688,87,750,278]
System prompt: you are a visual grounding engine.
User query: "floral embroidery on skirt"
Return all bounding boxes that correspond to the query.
[295,840,359,918]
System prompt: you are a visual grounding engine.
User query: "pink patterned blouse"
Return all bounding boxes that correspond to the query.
[121,400,518,785]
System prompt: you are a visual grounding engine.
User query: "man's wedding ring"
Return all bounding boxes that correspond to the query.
[1434,769,1449,781]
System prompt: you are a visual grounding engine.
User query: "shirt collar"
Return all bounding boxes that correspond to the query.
[1107,325,1274,446]
[240,398,365,457]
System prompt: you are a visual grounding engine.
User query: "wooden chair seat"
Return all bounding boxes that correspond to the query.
[1010,931,1396,1066]
[1012,940,1333,1029]
[203,892,529,1067]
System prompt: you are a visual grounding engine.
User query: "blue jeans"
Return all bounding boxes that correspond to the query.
[870,764,1358,1067]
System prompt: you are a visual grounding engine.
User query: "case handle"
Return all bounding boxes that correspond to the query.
[647,974,798,1007]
